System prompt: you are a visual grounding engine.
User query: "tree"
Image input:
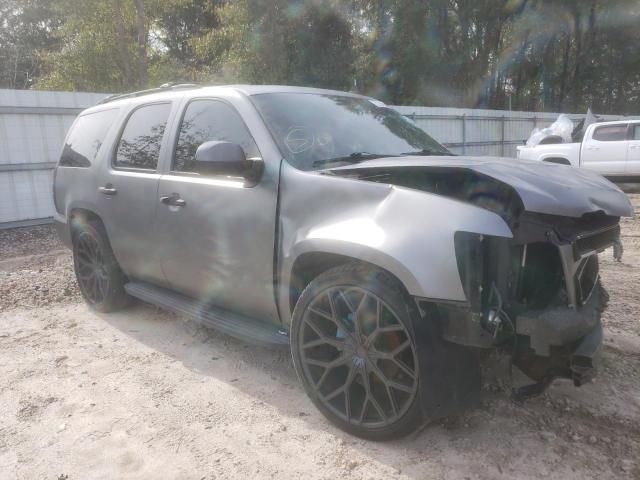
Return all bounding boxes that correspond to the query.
[0,0,637,114]
[0,0,61,89]
[192,0,355,89]
[35,0,144,91]
[153,0,220,81]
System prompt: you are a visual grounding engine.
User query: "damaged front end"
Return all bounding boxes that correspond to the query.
[328,160,632,397]
[447,210,618,394]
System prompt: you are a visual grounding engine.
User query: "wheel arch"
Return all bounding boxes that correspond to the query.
[542,156,571,166]
[285,246,419,321]
[68,207,106,239]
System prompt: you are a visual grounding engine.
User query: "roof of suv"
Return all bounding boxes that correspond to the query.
[91,84,372,112]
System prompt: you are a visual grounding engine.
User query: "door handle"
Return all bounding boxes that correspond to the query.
[160,194,186,207]
[586,146,599,151]
[98,185,117,196]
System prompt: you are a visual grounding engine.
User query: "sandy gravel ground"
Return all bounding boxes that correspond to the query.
[1,197,639,480]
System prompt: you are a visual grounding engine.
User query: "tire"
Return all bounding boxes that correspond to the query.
[290,263,423,440]
[72,220,130,313]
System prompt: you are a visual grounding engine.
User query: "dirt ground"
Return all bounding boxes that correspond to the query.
[1,198,639,480]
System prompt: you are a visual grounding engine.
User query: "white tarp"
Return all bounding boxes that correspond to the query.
[526,114,574,147]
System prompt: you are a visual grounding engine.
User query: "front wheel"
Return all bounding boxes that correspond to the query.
[290,263,422,440]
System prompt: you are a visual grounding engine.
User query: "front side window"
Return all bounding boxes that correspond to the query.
[251,93,451,171]
[60,109,119,167]
[173,100,260,173]
[592,125,628,142]
[633,125,640,141]
[114,103,172,170]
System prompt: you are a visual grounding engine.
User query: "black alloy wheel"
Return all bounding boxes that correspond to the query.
[291,264,422,440]
[72,221,129,312]
[75,231,110,305]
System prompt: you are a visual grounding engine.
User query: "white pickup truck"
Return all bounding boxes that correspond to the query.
[517,119,640,177]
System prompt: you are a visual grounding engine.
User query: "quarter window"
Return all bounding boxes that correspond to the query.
[592,125,628,142]
[60,109,119,167]
[173,100,260,173]
[114,103,172,170]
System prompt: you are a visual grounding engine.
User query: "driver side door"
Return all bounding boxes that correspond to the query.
[154,98,280,323]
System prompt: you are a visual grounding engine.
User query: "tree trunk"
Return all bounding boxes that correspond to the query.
[558,32,571,111]
[134,0,148,88]
[570,8,583,111]
[542,35,556,111]
[112,0,133,90]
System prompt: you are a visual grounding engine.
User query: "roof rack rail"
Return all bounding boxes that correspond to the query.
[98,83,200,105]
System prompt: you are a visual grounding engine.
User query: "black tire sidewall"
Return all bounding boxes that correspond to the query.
[72,221,128,313]
[290,263,423,441]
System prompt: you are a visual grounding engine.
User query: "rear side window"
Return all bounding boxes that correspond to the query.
[633,125,640,141]
[114,103,172,170]
[60,109,119,167]
[592,125,628,142]
[173,100,260,173]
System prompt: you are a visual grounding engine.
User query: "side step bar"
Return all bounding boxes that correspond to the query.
[124,281,289,346]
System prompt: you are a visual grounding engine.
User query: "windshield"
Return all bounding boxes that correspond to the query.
[251,93,452,171]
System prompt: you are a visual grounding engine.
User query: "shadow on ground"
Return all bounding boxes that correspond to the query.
[96,299,640,479]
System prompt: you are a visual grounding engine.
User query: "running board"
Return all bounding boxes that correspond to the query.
[124,281,289,346]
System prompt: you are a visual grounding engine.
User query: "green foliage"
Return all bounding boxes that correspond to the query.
[1,0,639,113]
[35,0,147,91]
[0,0,61,88]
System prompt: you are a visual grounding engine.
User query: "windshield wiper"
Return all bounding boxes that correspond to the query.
[400,148,455,156]
[312,152,393,168]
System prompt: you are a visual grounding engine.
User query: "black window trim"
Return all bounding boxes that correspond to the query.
[111,101,172,174]
[169,96,263,180]
[59,107,120,169]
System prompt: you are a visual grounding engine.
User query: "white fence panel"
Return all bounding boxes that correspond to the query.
[0,89,107,227]
[0,88,636,228]
[392,106,627,157]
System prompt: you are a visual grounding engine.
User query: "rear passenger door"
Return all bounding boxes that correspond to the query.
[626,124,640,176]
[97,102,173,284]
[581,124,629,175]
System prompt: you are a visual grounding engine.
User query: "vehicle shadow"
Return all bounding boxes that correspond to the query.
[95,300,640,478]
[95,301,503,476]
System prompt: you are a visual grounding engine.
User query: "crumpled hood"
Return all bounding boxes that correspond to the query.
[327,156,635,218]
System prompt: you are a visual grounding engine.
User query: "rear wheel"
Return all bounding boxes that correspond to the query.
[72,221,129,312]
[291,264,422,440]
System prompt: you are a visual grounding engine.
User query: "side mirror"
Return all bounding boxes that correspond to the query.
[193,141,263,183]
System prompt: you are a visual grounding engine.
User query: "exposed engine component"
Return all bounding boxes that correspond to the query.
[483,308,504,338]
[325,160,630,404]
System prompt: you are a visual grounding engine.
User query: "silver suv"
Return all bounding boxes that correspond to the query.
[53,84,633,439]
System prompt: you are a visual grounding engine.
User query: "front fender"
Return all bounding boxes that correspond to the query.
[278,162,513,322]
[288,235,424,297]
